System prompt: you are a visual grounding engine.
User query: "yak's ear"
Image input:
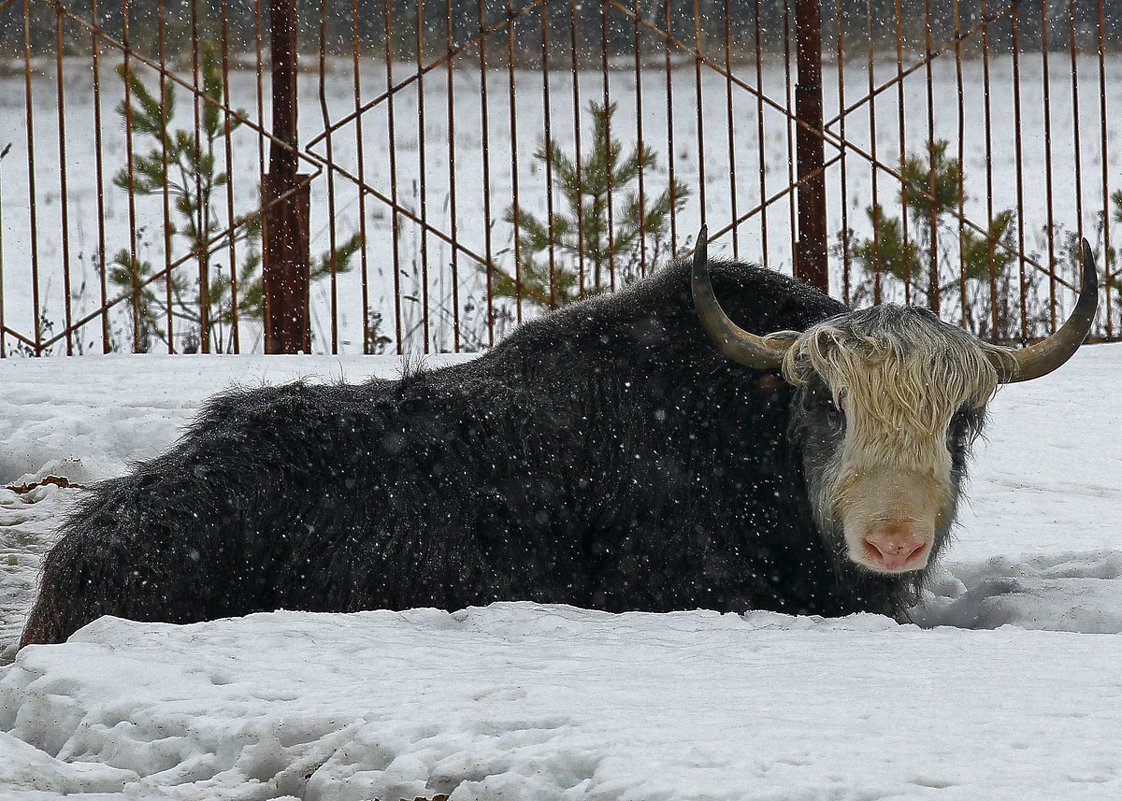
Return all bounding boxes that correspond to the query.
[691,225,797,370]
[761,330,802,347]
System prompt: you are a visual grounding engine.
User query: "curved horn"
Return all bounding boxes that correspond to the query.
[988,238,1098,383]
[691,225,797,370]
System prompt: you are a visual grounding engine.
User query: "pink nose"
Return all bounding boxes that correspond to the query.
[863,523,928,571]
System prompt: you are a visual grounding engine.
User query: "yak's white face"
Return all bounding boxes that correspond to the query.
[827,382,960,573]
[784,306,1003,574]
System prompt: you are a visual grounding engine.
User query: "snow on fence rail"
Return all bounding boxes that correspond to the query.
[0,0,1119,357]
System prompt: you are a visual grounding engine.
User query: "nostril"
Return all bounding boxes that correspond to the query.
[863,537,886,561]
[862,530,929,571]
[905,541,927,560]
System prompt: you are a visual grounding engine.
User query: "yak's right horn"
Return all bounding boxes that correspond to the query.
[986,238,1098,383]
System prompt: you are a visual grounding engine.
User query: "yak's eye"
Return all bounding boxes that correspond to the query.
[949,403,974,436]
[822,388,846,430]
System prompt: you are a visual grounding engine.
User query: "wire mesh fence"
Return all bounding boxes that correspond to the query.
[0,0,1118,356]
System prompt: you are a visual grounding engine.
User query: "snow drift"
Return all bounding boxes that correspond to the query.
[1,346,1120,799]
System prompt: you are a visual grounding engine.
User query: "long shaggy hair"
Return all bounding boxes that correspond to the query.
[22,259,1009,647]
[784,306,1001,464]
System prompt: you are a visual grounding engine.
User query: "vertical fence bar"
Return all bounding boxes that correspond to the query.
[190,0,209,352]
[865,0,881,303]
[540,2,556,305]
[663,0,679,251]
[1066,0,1083,252]
[723,0,738,259]
[1098,0,1112,338]
[794,0,826,290]
[54,3,73,354]
[507,0,523,320]
[954,0,966,327]
[159,0,175,351]
[355,0,372,352]
[893,0,910,305]
[783,0,797,270]
[0,143,6,356]
[633,0,647,276]
[982,0,998,336]
[257,0,266,181]
[834,0,850,305]
[91,0,110,352]
[477,0,495,346]
[263,0,312,353]
[414,0,429,350]
[1011,0,1028,343]
[386,0,404,351]
[601,0,617,290]
[220,0,240,353]
[923,0,937,314]
[444,0,459,350]
[1039,0,1057,330]
[320,0,341,354]
[752,0,768,267]
[692,0,706,241]
[17,4,43,354]
[571,0,587,297]
[254,0,267,342]
[121,0,140,351]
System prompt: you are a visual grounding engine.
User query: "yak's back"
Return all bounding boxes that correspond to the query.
[467,258,846,386]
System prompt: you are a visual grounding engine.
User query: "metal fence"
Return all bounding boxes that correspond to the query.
[1,0,1119,356]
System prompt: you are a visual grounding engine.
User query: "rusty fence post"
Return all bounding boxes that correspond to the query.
[262,0,311,353]
[794,0,828,294]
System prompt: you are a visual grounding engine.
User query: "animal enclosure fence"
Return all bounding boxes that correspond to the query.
[1,0,1119,356]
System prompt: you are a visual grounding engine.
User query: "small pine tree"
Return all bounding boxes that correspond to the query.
[843,138,1036,341]
[111,44,360,352]
[850,204,922,295]
[1108,189,1122,323]
[497,100,689,308]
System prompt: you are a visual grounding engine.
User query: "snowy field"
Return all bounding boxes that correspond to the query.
[0,342,1120,800]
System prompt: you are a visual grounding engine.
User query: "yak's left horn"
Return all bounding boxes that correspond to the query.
[692,225,798,370]
[987,238,1098,383]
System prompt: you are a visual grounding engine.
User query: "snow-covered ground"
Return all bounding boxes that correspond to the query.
[0,342,1120,800]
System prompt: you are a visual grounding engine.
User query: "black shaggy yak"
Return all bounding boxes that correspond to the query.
[20,231,1097,647]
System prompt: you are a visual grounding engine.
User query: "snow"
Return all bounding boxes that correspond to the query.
[5,607,1122,801]
[0,344,1120,800]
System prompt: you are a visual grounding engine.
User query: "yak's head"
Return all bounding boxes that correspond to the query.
[692,227,1098,575]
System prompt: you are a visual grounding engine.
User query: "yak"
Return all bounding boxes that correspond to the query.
[20,228,1097,647]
